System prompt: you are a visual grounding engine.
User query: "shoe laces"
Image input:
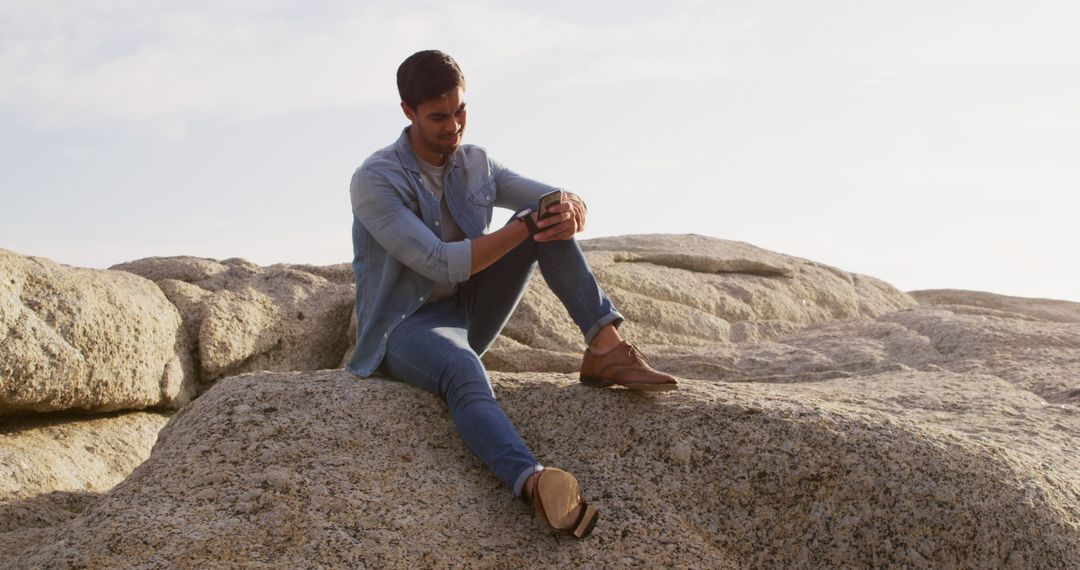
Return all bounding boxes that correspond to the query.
[626,343,651,366]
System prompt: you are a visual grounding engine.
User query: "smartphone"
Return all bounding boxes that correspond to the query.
[537,190,563,220]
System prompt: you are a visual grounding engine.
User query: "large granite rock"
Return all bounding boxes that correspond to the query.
[619,303,1080,407]
[0,411,169,506]
[0,249,196,414]
[112,257,354,384]
[1,370,1076,568]
[0,491,97,536]
[4,238,1078,567]
[485,234,916,372]
[0,411,169,553]
[910,288,1080,323]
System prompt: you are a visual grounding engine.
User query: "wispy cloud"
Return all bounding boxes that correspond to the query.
[0,0,759,134]
[0,2,444,130]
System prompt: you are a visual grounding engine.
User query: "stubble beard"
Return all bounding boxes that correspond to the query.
[435,130,462,156]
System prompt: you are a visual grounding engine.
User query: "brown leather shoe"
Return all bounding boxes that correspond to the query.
[526,468,599,539]
[580,341,678,391]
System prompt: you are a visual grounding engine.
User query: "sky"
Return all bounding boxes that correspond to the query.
[1,0,1078,301]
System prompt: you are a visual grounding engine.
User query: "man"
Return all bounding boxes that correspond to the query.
[347,50,677,539]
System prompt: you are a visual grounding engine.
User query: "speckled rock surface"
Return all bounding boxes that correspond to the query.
[0,410,168,528]
[0,490,97,535]
[910,288,1080,323]
[5,240,1079,567]
[112,256,354,384]
[616,304,1080,408]
[0,411,168,558]
[1,370,1076,569]
[0,249,196,414]
[0,411,169,506]
[485,234,916,369]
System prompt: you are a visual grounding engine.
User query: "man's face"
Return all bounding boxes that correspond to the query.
[402,86,467,165]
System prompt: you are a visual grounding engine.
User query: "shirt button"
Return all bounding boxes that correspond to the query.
[383,333,388,338]
[435,221,441,226]
[419,296,425,301]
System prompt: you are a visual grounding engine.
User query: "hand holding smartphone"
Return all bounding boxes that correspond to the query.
[537,190,563,220]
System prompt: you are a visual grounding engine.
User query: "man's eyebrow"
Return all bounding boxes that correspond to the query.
[427,104,466,119]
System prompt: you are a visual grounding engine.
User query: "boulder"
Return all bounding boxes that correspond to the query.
[629,305,1080,401]
[286,262,355,285]
[486,234,916,371]
[910,288,1080,323]
[3,237,1079,567]
[0,410,168,558]
[0,249,196,414]
[0,491,97,535]
[881,305,1080,403]
[1,370,1076,568]
[0,411,170,506]
[112,257,354,384]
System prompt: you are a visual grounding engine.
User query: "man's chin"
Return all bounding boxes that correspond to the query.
[439,134,462,152]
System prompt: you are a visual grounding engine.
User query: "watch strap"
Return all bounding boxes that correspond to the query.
[521,212,541,236]
[516,208,540,236]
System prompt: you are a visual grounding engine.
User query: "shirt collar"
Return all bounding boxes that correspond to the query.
[395,126,462,174]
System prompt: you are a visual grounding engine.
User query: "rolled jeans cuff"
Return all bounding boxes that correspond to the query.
[584,311,624,345]
[513,463,544,498]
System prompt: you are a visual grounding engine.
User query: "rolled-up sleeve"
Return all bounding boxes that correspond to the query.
[351,166,472,284]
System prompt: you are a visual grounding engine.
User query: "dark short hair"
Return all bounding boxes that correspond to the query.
[397,50,466,110]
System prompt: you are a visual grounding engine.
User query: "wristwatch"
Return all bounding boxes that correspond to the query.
[514,208,541,236]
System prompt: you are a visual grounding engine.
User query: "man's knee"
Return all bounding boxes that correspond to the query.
[438,349,495,404]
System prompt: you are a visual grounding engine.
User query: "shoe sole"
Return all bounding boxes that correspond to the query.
[536,469,599,539]
[574,503,599,538]
[579,376,678,391]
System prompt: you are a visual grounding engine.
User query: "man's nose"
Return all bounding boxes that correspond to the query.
[446,117,459,133]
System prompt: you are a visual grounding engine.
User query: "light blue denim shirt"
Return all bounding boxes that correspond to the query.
[347,127,560,376]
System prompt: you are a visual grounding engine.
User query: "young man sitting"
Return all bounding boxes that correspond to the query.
[347,50,677,539]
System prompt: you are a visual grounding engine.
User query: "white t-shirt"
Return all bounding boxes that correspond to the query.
[417,156,466,301]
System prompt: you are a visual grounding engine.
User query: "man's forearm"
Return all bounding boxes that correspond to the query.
[470,217,531,275]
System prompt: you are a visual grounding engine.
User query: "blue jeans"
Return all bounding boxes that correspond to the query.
[380,234,623,497]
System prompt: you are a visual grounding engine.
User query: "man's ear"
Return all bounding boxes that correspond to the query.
[400,101,416,121]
